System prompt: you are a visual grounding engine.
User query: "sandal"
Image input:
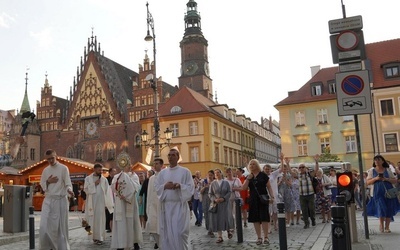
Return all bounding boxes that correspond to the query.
[244,222,247,228]
[256,238,262,245]
[228,231,233,239]
[379,225,384,233]
[216,236,224,243]
[385,228,391,233]
[264,237,270,245]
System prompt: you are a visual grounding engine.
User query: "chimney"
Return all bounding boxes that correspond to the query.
[310,65,321,77]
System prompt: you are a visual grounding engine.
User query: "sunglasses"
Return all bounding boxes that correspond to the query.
[299,166,305,169]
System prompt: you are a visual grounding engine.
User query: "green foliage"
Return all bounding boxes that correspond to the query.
[319,147,341,162]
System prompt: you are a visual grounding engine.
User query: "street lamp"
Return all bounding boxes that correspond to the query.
[140,128,173,153]
[142,2,168,158]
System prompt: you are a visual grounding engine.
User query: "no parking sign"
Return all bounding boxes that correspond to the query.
[335,70,372,116]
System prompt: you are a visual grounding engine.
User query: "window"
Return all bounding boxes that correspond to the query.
[380,99,394,116]
[295,111,306,126]
[345,135,357,153]
[170,123,179,137]
[384,133,398,152]
[317,109,328,124]
[343,115,354,122]
[233,130,236,142]
[95,143,103,162]
[30,148,35,161]
[311,84,322,96]
[190,146,199,162]
[107,142,116,161]
[213,122,218,136]
[297,139,308,156]
[223,126,226,139]
[214,145,220,162]
[189,121,198,135]
[320,137,330,153]
[66,146,74,158]
[328,81,336,94]
[228,128,231,141]
[385,65,400,78]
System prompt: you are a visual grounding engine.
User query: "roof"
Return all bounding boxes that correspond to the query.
[275,67,339,106]
[18,156,105,174]
[275,38,400,106]
[96,53,138,114]
[0,166,21,175]
[367,38,400,89]
[149,86,219,118]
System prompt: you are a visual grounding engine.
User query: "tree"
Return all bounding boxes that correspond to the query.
[319,147,341,162]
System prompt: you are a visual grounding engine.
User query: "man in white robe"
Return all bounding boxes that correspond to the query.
[39,149,74,250]
[127,168,143,249]
[146,158,164,249]
[111,167,135,250]
[155,148,195,250]
[84,163,114,245]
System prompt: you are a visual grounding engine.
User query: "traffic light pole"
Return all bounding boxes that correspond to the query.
[354,115,369,239]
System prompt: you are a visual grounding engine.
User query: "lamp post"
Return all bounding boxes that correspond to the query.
[144,2,161,158]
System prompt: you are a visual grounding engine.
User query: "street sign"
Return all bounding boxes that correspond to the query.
[328,15,363,34]
[336,70,372,116]
[330,30,366,64]
[339,62,362,72]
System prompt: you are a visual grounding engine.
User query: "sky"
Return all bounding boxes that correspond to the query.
[1,0,400,123]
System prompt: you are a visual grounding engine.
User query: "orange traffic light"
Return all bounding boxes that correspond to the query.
[336,172,354,203]
[338,174,351,186]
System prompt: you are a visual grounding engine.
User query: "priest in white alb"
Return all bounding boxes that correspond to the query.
[39,149,74,250]
[146,158,164,249]
[84,163,114,245]
[155,148,194,250]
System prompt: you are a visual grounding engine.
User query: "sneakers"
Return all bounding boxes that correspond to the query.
[311,220,316,226]
[303,224,310,229]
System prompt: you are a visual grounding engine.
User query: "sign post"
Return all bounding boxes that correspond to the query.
[329,13,370,240]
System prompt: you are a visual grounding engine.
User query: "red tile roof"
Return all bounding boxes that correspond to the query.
[146,86,219,119]
[275,38,400,107]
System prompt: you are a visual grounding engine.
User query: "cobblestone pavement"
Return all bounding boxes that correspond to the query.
[1,210,396,249]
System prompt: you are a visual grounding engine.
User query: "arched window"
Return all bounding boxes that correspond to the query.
[66,146,74,158]
[95,143,103,162]
[107,142,116,161]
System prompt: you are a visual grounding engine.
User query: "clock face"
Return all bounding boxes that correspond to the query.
[86,121,97,136]
[184,61,198,76]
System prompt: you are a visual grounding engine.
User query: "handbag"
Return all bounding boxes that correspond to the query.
[209,202,218,213]
[251,178,270,205]
[384,185,398,199]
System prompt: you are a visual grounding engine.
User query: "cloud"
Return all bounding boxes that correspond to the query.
[0,12,15,28]
[30,27,53,48]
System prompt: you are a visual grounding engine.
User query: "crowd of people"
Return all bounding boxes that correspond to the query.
[37,148,400,250]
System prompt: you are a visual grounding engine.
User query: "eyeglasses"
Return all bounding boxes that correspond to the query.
[298,166,305,169]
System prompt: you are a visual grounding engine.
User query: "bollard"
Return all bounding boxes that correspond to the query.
[29,206,35,250]
[336,195,351,250]
[331,205,347,250]
[235,198,243,243]
[277,202,287,250]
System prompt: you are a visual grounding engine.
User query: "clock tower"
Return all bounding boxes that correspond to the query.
[178,0,213,100]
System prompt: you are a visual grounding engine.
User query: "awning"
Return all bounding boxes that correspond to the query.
[70,173,87,181]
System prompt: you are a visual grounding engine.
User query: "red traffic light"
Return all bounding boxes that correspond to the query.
[338,174,351,187]
[336,172,354,203]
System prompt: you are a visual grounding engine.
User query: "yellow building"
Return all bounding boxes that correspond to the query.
[276,38,400,170]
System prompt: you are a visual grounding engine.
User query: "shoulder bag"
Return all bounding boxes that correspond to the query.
[384,170,399,199]
[251,176,270,205]
[209,181,223,213]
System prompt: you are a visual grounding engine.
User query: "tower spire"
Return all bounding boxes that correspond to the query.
[20,69,31,114]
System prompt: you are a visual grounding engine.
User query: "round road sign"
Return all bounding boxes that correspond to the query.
[341,75,364,95]
[336,30,359,51]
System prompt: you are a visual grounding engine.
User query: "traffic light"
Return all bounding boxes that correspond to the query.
[337,171,354,203]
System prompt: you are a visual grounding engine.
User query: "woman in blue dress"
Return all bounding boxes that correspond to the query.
[366,155,400,233]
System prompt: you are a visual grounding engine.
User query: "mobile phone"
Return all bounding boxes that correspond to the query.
[378,173,384,178]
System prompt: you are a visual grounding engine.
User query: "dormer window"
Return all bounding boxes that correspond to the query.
[311,83,322,96]
[383,63,400,79]
[328,80,336,94]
